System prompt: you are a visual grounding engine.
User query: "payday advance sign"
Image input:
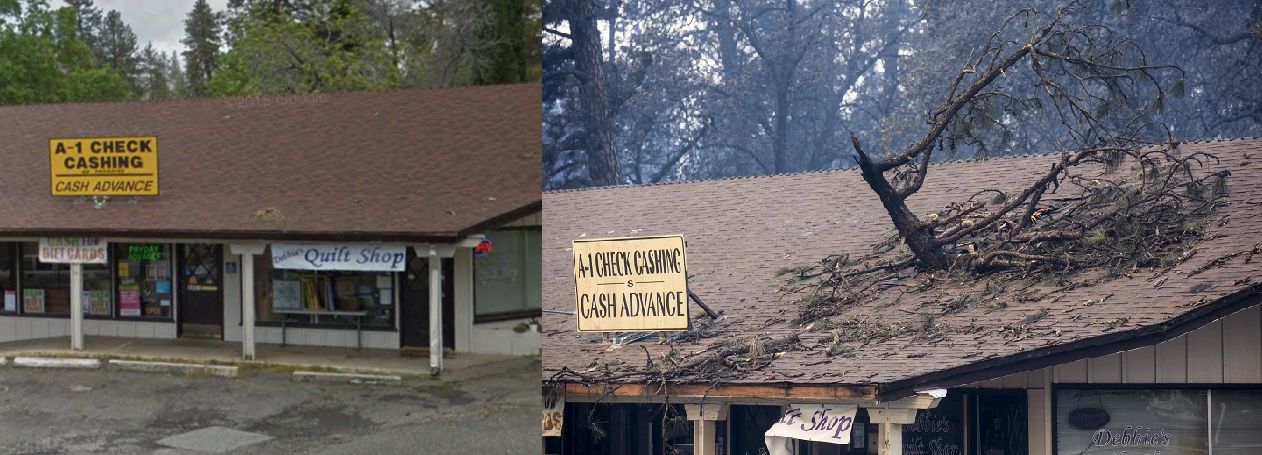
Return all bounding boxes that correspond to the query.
[271,243,408,272]
[38,238,108,264]
[572,235,689,332]
[49,136,158,196]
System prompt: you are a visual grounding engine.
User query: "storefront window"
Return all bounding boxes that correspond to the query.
[114,243,173,318]
[20,242,110,315]
[474,228,541,321]
[1207,390,1262,455]
[254,247,395,329]
[1056,388,1209,454]
[0,244,15,313]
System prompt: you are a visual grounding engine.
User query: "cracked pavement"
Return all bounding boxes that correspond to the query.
[0,361,539,454]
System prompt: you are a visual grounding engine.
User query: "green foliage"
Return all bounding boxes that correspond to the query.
[211,0,395,95]
[1,0,541,105]
[181,0,222,97]
[478,0,539,84]
[0,3,129,105]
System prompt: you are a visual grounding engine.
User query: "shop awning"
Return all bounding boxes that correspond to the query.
[764,404,858,455]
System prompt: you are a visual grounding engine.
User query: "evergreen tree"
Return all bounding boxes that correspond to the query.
[477,0,532,84]
[167,51,188,98]
[99,9,139,94]
[181,0,222,96]
[139,43,169,100]
[0,2,129,104]
[64,0,102,56]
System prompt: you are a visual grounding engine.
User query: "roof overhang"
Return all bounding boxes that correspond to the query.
[557,381,878,403]
[0,200,541,244]
[876,283,1262,400]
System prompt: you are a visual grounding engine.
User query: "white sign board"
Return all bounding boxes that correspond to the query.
[765,403,859,455]
[542,397,564,437]
[38,238,107,264]
[572,235,689,332]
[271,243,407,272]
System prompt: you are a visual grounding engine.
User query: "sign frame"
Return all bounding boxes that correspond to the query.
[765,403,859,445]
[37,237,108,264]
[270,243,408,272]
[572,234,690,333]
[49,136,160,197]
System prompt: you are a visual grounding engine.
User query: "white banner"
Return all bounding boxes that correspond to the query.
[765,403,858,454]
[271,243,407,272]
[542,397,564,437]
[38,238,107,264]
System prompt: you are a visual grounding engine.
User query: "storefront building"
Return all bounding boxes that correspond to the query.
[0,83,542,372]
[541,138,1262,454]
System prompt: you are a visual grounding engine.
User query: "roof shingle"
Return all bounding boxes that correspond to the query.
[542,138,1262,396]
[0,83,542,241]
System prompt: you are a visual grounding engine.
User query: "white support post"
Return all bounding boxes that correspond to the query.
[428,246,443,375]
[869,408,917,455]
[241,253,256,360]
[228,243,266,361]
[878,422,903,455]
[684,403,728,455]
[694,420,717,455]
[70,263,83,351]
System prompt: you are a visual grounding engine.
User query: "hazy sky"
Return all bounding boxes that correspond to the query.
[50,0,230,55]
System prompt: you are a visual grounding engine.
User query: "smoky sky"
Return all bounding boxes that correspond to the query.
[50,0,230,55]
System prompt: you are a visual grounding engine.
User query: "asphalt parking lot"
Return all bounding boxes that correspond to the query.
[0,361,539,454]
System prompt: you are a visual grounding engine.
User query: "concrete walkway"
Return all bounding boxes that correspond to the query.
[0,336,533,380]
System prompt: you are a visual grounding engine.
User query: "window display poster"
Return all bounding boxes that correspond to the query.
[23,289,44,313]
[119,284,141,317]
[84,290,110,315]
[903,393,963,455]
[155,279,171,294]
[3,290,13,312]
[273,280,302,309]
[1057,388,1208,454]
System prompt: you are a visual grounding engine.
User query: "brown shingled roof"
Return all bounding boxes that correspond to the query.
[542,137,1262,400]
[0,83,541,242]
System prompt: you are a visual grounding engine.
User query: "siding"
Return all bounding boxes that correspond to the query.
[962,305,1262,454]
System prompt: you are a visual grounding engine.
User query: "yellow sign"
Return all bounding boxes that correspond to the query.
[49,136,158,196]
[573,235,690,332]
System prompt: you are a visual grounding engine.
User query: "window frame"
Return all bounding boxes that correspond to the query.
[110,242,176,322]
[472,226,542,324]
[1050,383,1262,454]
[251,247,400,332]
[15,241,113,318]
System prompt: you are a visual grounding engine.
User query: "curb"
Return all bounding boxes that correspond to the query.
[13,357,101,369]
[109,360,239,378]
[292,370,402,385]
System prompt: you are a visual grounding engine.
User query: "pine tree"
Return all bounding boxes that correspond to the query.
[65,0,102,56]
[181,0,222,97]
[167,51,188,98]
[478,0,532,84]
[139,43,169,100]
[99,10,139,94]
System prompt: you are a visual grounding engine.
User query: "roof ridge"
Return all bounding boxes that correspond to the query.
[545,136,1262,195]
[0,82,539,111]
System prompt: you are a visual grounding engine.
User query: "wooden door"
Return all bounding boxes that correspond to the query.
[178,243,223,338]
[400,253,454,349]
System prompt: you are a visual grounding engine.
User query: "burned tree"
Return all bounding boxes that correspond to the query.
[544,0,622,187]
[847,2,1204,273]
[546,2,1234,452]
[789,2,1236,327]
